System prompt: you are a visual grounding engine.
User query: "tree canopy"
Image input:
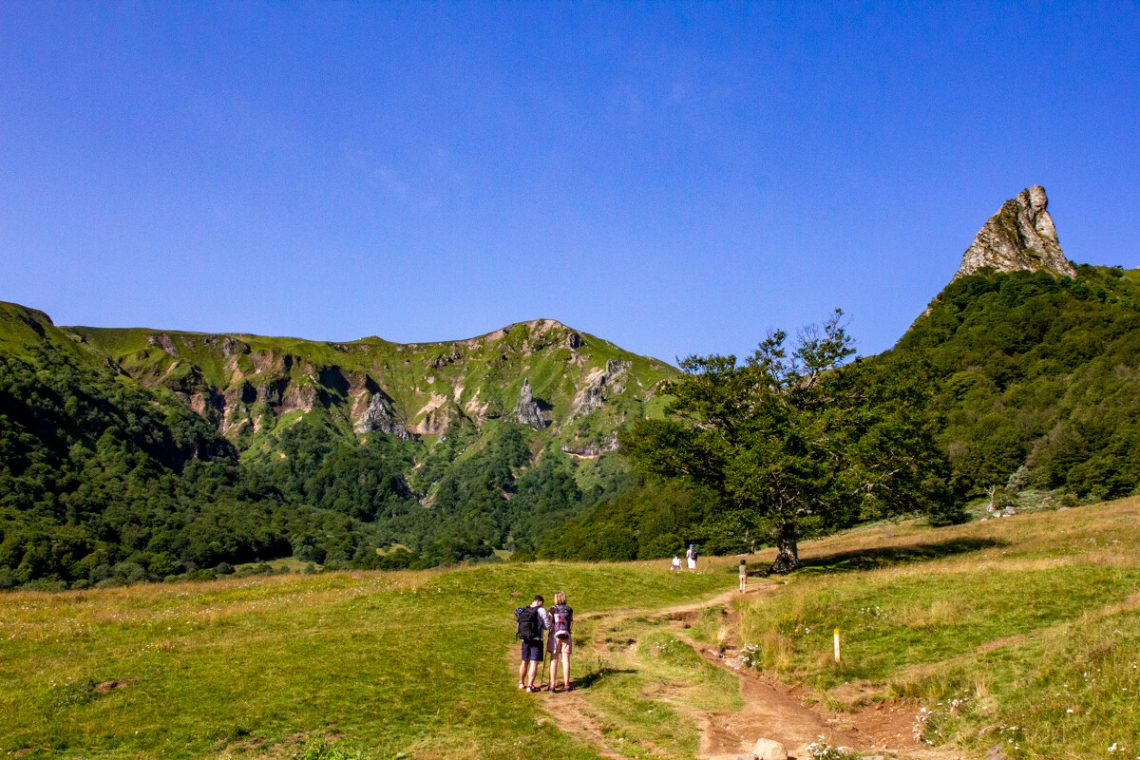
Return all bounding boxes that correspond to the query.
[621,310,956,573]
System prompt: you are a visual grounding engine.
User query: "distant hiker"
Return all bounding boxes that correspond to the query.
[671,555,681,572]
[738,559,747,592]
[686,543,697,570]
[515,595,548,692]
[547,591,574,692]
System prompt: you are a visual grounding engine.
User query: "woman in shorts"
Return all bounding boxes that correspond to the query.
[547,591,574,692]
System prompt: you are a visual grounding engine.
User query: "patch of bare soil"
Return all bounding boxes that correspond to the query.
[94,679,131,694]
[696,664,859,758]
[538,690,656,760]
[679,598,966,760]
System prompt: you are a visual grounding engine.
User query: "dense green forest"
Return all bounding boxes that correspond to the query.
[897,265,1140,499]
[4,264,1140,586]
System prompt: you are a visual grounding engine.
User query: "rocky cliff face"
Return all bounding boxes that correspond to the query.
[571,359,630,417]
[354,391,411,439]
[954,185,1075,280]
[64,319,675,453]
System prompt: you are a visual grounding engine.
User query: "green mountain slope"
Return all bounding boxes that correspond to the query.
[69,319,678,558]
[0,302,265,588]
[67,318,674,456]
[884,186,1140,501]
[890,265,1140,500]
[1,304,676,588]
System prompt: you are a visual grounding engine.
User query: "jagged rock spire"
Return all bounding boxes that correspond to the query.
[954,185,1075,280]
[513,378,547,429]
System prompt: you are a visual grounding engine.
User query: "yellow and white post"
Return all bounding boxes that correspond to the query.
[833,628,841,663]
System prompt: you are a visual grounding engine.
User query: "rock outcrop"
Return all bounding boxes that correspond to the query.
[354,392,411,439]
[513,378,547,429]
[560,438,619,459]
[571,359,631,417]
[954,185,1075,280]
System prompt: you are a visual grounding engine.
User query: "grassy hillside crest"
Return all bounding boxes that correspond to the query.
[891,264,1140,501]
[66,318,675,453]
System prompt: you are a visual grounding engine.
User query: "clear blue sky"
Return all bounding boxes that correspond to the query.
[3,3,1138,364]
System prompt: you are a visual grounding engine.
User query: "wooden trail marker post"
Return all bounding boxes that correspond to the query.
[833,628,841,663]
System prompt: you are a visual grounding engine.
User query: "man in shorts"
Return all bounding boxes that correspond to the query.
[516,595,548,692]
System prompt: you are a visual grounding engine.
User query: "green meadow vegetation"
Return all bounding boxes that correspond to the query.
[733,497,1140,759]
[0,560,729,759]
[5,260,1140,757]
[3,498,1137,759]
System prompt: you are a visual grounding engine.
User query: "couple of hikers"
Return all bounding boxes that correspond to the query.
[515,591,573,693]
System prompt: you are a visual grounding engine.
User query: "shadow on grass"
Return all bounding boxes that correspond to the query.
[787,537,1008,575]
[574,667,637,690]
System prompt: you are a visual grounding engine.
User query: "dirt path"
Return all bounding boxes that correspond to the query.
[533,584,965,760]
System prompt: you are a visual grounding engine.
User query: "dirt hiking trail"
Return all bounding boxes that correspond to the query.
[532,584,965,760]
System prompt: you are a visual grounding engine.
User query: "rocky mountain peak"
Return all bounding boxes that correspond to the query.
[954,185,1075,280]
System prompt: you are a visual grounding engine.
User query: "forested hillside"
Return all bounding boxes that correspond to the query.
[894,264,1140,500]
[0,304,672,588]
[543,265,1140,562]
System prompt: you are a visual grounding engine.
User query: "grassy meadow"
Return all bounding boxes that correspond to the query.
[0,562,730,759]
[732,497,1140,758]
[3,499,1139,759]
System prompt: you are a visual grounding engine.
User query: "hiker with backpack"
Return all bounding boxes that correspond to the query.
[546,591,573,692]
[515,595,548,692]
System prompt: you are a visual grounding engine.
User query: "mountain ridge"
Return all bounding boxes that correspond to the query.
[62,315,675,455]
[6,184,1140,587]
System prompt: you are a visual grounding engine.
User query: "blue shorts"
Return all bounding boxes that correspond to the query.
[521,639,544,662]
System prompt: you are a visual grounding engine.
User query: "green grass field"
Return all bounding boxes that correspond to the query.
[734,497,1140,759]
[3,499,1138,759]
[0,561,729,759]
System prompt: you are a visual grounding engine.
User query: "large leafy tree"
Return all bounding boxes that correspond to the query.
[621,310,954,573]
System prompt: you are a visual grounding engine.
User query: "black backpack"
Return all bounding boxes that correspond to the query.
[516,606,542,640]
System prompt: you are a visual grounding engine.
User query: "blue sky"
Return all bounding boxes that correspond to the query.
[2,2,1138,364]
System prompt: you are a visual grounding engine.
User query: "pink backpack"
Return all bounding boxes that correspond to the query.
[550,604,573,638]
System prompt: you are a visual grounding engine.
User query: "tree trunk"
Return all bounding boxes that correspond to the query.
[769,522,800,574]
